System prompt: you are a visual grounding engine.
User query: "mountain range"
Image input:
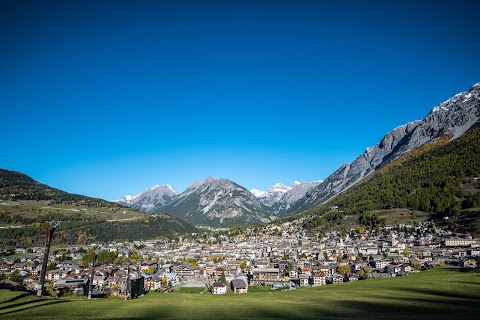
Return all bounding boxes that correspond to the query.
[117,83,480,227]
[116,184,177,213]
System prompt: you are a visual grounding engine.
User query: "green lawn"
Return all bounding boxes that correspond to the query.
[177,287,206,294]
[1,267,479,319]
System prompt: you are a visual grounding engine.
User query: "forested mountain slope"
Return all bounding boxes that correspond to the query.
[298,123,480,235]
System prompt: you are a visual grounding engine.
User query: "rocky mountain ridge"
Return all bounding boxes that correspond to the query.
[152,177,273,227]
[288,82,480,213]
[116,83,480,227]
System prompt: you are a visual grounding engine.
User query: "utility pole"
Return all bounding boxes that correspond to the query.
[37,220,60,297]
[88,252,97,299]
[125,266,130,300]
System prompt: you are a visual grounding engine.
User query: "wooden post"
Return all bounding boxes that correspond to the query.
[37,221,60,297]
[88,253,97,299]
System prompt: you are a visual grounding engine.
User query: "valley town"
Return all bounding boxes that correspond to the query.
[2,216,479,298]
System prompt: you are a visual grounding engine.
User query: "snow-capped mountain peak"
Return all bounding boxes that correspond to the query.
[115,184,177,213]
[269,183,291,193]
[250,189,267,198]
[121,195,135,201]
[156,177,272,227]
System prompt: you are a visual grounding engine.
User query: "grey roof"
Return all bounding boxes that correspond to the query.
[231,279,247,289]
[54,278,89,288]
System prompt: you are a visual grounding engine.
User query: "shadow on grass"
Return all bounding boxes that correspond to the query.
[122,287,480,320]
[435,267,480,273]
[397,286,480,301]
[0,292,32,305]
[0,297,69,315]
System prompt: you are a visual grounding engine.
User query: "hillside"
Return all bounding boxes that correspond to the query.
[288,82,480,215]
[0,169,123,209]
[0,169,196,246]
[298,123,480,236]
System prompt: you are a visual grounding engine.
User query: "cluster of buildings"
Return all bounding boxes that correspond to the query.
[1,219,479,297]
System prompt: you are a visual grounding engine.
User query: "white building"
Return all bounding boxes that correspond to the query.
[213,281,227,294]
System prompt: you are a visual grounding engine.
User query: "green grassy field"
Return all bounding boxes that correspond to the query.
[1,267,479,319]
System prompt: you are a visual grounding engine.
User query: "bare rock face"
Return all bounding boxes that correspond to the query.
[289,83,480,213]
[154,177,271,227]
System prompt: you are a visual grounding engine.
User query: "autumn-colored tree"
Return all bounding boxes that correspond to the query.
[337,264,350,275]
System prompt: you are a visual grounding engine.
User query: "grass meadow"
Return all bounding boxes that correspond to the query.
[1,267,479,319]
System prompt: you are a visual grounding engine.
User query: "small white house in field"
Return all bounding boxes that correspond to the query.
[212,281,227,294]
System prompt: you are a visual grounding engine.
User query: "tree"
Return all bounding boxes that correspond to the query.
[323,251,328,260]
[220,271,227,284]
[337,265,350,275]
[58,253,67,262]
[81,250,96,268]
[115,255,128,265]
[97,250,117,264]
[358,269,366,280]
[240,261,246,270]
[46,281,54,295]
[8,270,24,284]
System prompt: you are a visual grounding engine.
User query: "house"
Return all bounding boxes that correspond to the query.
[128,275,145,299]
[385,263,402,274]
[166,273,180,286]
[93,272,107,286]
[213,281,227,294]
[144,275,163,291]
[299,274,310,287]
[317,265,332,275]
[54,278,89,296]
[47,270,68,281]
[251,268,281,286]
[300,267,312,277]
[174,264,195,278]
[366,272,393,280]
[331,274,344,284]
[231,278,248,294]
[139,261,158,274]
[312,272,326,287]
[289,269,298,279]
[278,260,289,272]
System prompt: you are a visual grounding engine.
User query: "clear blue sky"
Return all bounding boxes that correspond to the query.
[1,0,479,200]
